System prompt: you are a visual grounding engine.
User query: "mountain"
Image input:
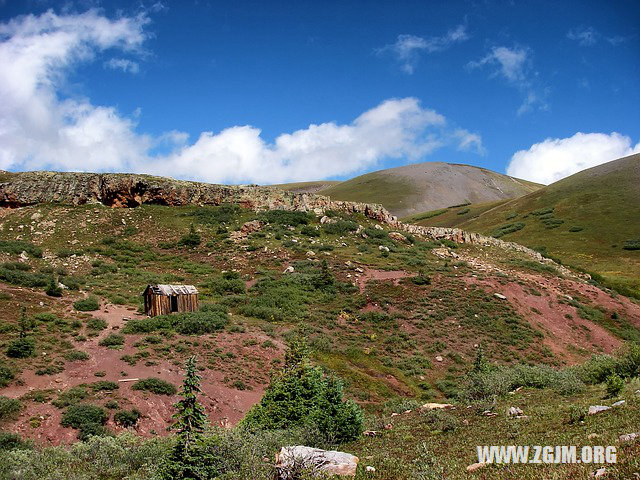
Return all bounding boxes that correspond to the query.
[0,169,638,478]
[408,154,640,298]
[308,161,541,218]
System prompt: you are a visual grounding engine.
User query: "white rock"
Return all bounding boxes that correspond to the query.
[421,402,454,410]
[466,462,486,472]
[283,266,294,274]
[365,466,376,473]
[378,245,390,252]
[306,250,316,257]
[588,405,611,415]
[275,446,359,478]
[435,355,443,362]
[494,293,507,300]
[618,432,639,443]
[612,400,625,407]
[508,406,524,416]
[374,224,384,230]
[591,467,607,478]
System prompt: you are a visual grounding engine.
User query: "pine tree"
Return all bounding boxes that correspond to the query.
[160,356,216,480]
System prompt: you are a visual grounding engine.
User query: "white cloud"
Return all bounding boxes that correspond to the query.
[567,26,598,46]
[378,25,469,74]
[104,57,139,73]
[0,10,483,184]
[507,132,640,184]
[468,46,547,115]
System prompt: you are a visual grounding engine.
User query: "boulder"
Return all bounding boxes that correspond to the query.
[494,293,507,300]
[388,232,409,243]
[378,245,390,252]
[275,446,359,478]
[588,405,611,415]
[421,402,454,410]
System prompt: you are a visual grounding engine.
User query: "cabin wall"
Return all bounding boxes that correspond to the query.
[144,293,198,316]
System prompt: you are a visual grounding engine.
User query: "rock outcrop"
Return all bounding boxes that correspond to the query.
[275,446,359,478]
[0,171,572,273]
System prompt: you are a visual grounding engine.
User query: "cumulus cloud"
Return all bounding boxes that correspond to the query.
[0,10,484,184]
[378,25,469,74]
[507,132,640,184]
[104,57,139,73]
[468,45,547,115]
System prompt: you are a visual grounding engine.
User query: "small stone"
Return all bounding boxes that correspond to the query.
[378,245,390,252]
[588,405,611,415]
[306,250,316,257]
[508,406,524,416]
[466,462,486,472]
[421,403,454,410]
[435,355,443,362]
[383,423,393,430]
[612,400,625,407]
[591,467,607,478]
[283,266,294,274]
[374,224,384,230]
[588,433,599,440]
[362,431,378,437]
[494,293,507,300]
[366,466,376,473]
[618,432,639,443]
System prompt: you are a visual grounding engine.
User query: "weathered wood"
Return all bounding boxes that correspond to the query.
[143,285,199,316]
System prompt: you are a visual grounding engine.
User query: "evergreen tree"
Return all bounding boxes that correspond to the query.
[45,276,63,297]
[160,356,216,480]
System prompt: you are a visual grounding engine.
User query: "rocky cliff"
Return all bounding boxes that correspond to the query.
[0,170,570,273]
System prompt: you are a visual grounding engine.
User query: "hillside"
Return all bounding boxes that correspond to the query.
[316,161,541,218]
[409,154,640,299]
[268,180,341,194]
[0,172,637,478]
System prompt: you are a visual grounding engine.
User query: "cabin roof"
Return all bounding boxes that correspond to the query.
[144,284,199,296]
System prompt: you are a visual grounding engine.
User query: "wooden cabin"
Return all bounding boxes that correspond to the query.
[143,284,199,317]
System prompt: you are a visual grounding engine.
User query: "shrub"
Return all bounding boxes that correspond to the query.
[53,387,87,408]
[6,338,35,358]
[86,318,108,331]
[606,373,624,398]
[0,363,14,387]
[492,222,525,238]
[74,295,100,311]
[114,409,141,427]
[241,340,363,443]
[0,240,43,257]
[98,333,125,347]
[0,431,29,451]
[209,272,246,295]
[91,381,119,392]
[569,226,584,232]
[123,311,228,335]
[421,409,459,432]
[178,224,201,247]
[0,266,49,287]
[260,210,311,226]
[61,404,108,440]
[190,204,240,224]
[622,239,640,250]
[45,277,63,297]
[457,208,470,215]
[0,396,21,420]
[132,378,177,395]
[568,405,585,424]
[322,220,358,235]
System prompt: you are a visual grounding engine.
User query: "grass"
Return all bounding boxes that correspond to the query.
[131,378,176,395]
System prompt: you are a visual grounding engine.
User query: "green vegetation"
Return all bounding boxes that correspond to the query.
[114,409,141,428]
[6,338,35,358]
[123,310,228,335]
[98,333,125,347]
[0,240,43,258]
[73,296,100,311]
[242,340,363,443]
[60,404,108,440]
[0,396,22,421]
[132,378,177,396]
[492,222,525,238]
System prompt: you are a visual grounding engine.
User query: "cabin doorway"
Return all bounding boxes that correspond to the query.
[170,295,178,312]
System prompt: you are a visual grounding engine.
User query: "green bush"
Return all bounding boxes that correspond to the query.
[0,266,49,287]
[6,338,35,358]
[0,431,30,451]
[241,340,363,443]
[0,396,22,420]
[114,409,141,427]
[61,404,108,440]
[52,387,87,408]
[0,363,14,387]
[209,272,246,295]
[605,373,624,398]
[569,226,584,232]
[91,381,119,392]
[322,220,358,235]
[86,318,107,331]
[567,405,585,424]
[189,204,240,224]
[260,210,311,226]
[123,310,228,335]
[178,224,201,247]
[491,222,525,238]
[45,277,63,297]
[132,378,177,395]
[73,296,100,311]
[300,225,320,237]
[622,239,640,250]
[0,240,43,257]
[457,208,470,215]
[98,333,125,347]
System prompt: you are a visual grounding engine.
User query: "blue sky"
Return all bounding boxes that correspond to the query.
[0,0,638,184]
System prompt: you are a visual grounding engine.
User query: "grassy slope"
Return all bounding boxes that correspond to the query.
[267,180,342,194]
[403,200,509,227]
[454,154,640,296]
[319,162,541,218]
